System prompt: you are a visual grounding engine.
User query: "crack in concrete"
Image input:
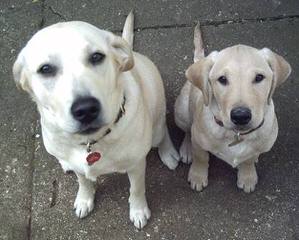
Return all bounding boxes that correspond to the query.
[38,0,46,29]
[26,215,31,240]
[50,179,58,208]
[48,5,67,21]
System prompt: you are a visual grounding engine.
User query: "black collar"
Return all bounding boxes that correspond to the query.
[102,95,126,137]
[214,116,265,136]
[114,96,126,125]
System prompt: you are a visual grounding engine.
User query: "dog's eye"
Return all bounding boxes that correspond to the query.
[217,76,228,85]
[254,74,265,83]
[37,64,57,76]
[89,52,105,65]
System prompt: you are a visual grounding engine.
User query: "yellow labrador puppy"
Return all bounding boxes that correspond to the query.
[175,24,291,193]
[13,12,179,228]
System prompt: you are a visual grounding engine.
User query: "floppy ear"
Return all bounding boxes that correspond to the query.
[186,58,214,106]
[12,52,32,93]
[111,36,134,72]
[260,48,291,104]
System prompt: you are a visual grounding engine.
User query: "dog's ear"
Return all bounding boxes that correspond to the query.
[260,48,291,104]
[186,57,214,106]
[111,36,134,72]
[12,51,32,93]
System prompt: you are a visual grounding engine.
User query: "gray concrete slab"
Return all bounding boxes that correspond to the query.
[43,0,299,30]
[29,17,299,240]
[0,2,42,240]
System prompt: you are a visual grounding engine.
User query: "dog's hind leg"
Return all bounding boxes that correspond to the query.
[174,81,193,163]
[157,124,180,170]
[179,132,192,164]
[174,81,192,132]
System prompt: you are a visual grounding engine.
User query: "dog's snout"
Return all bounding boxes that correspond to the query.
[230,107,252,125]
[71,97,100,124]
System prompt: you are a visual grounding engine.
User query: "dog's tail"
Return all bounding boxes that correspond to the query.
[122,10,134,48]
[193,23,205,62]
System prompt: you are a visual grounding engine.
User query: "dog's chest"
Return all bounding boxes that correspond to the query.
[58,142,142,180]
[43,125,151,181]
[212,140,255,167]
[194,124,257,167]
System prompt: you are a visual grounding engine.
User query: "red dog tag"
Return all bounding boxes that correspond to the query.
[86,152,101,166]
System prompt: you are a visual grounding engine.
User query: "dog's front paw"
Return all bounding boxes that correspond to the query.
[180,134,192,164]
[74,192,95,218]
[129,205,151,229]
[237,166,258,193]
[188,165,208,191]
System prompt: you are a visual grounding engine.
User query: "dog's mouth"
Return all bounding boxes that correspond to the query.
[231,119,265,134]
[215,116,252,132]
[233,124,252,132]
[79,126,100,135]
[76,122,104,135]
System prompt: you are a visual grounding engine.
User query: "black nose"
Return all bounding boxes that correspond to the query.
[230,107,252,125]
[71,97,100,124]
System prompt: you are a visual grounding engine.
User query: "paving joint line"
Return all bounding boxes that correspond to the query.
[202,14,299,26]
[26,120,40,240]
[112,14,299,33]
[26,1,46,236]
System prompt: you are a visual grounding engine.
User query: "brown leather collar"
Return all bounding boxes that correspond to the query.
[214,116,265,136]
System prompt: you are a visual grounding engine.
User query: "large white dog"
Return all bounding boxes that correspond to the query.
[13,12,179,228]
[175,24,291,193]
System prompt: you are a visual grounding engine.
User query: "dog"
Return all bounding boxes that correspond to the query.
[175,24,291,193]
[13,12,179,228]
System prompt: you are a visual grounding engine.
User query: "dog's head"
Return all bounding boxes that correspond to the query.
[186,45,291,131]
[13,21,133,135]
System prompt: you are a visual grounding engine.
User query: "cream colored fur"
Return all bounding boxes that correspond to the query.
[175,24,291,193]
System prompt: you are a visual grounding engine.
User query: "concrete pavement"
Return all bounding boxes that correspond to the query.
[0,0,298,239]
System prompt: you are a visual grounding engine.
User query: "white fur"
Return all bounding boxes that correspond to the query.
[13,13,179,228]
